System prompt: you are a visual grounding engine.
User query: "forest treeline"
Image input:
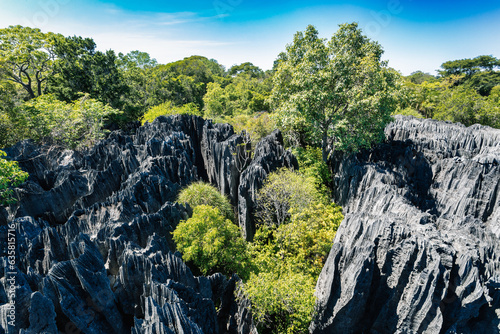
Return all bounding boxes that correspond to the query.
[0,25,499,151]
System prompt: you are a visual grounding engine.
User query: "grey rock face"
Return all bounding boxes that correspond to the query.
[0,115,258,334]
[238,130,298,241]
[311,116,500,334]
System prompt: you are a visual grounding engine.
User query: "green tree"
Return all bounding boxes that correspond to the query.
[141,101,201,125]
[440,55,499,78]
[0,25,61,99]
[255,168,323,227]
[147,56,225,109]
[407,71,437,84]
[228,62,264,78]
[172,205,252,279]
[10,93,121,149]
[466,71,500,96]
[226,112,276,146]
[117,50,157,70]
[292,146,332,197]
[177,181,234,220]
[434,86,500,128]
[242,267,316,334]
[243,169,344,333]
[0,150,28,205]
[47,36,128,120]
[270,23,399,161]
[203,74,271,118]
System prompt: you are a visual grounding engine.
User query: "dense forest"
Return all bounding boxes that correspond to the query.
[1,23,499,333]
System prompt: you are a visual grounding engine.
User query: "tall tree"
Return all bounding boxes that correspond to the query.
[46,36,128,119]
[270,23,399,161]
[0,25,61,99]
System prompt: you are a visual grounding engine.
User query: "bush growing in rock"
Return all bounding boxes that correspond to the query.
[0,149,28,205]
[255,168,323,227]
[177,181,234,220]
[172,205,252,280]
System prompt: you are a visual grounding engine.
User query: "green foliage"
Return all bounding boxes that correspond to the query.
[392,107,424,118]
[243,169,344,333]
[172,205,252,280]
[242,268,316,334]
[433,86,500,128]
[284,203,343,276]
[407,71,437,84]
[0,25,61,99]
[465,71,500,96]
[117,50,158,70]
[256,168,323,227]
[47,37,129,122]
[270,23,399,161]
[141,101,202,125]
[225,112,276,145]
[292,146,332,197]
[0,150,28,205]
[147,56,225,110]
[203,74,271,118]
[489,86,500,103]
[177,181,234,221]
[228,62,265,78]
[7,94,121,149]
[439,55,499,77]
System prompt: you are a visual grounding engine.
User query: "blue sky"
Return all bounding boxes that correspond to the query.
[1,0,499,75]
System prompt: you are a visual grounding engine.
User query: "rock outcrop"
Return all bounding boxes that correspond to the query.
[0,115,266,334]
[238,130,298,241]
[311,116,500,333]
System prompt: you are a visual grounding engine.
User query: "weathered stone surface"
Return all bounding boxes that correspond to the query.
[238,130,298,240]
[19,291,58,334]
[311,116,500,333]
[0,115,257,334]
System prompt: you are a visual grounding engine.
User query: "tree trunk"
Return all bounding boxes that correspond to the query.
[321,133,328,163]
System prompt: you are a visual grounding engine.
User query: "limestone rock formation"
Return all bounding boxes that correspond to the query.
[311,116,500,333]
[238,130,298,241]
[0,115,259,334]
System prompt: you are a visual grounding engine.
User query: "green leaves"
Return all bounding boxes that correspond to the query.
[255,168,323,227]
[271,23,398,159]
[239,167,344,333]
[433,86,500,127]
[0,150,28,205]
[0,25,61,99]
[140,101,202,125]
[172,205,252,280]
[177,181,234,221]
[8,93,121,149]
[203,73,271,118]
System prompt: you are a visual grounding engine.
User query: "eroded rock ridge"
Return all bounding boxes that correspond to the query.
[311,116,500,334]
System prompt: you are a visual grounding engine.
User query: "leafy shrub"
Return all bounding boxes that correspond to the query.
[5,94,121,149]
[177,181,234,221]
[392,107,424,118]
[240,168,344,333]
[141,101,202,125]
[280,202,343,276]
[434,86,500,128]
[227,112,276,146]
[242,267,316,334]
[256,168,323,227]
[172,205,252,280]
[292,146,332,197]
[0,150,28,205]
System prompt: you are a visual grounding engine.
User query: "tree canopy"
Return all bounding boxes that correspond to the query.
[270,23,399,161]
[439,55,500,77]
[0,25,61,99]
